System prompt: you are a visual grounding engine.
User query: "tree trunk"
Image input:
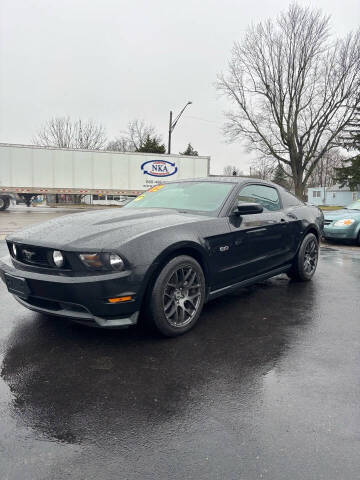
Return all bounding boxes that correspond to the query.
[294,181,305,200]
[291,163,305,200]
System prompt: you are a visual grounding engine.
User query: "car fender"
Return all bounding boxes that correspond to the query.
[354,221,360,239]
[137,240,211,305]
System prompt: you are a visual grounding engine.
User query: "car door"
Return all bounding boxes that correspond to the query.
[226,183,289,283]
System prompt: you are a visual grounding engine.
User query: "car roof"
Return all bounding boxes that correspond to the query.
[168,176,282,189]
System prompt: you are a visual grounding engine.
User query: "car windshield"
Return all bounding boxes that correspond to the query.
[124,181,235,213]
[345,200,360,210]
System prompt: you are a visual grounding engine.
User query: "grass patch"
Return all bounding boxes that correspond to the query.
[318,205,344,211]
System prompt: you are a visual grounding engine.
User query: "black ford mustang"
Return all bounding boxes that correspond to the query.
[0,178,323,336]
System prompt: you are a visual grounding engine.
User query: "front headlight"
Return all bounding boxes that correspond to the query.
[109,254,124,270]
[79,253,124,271]
[333,219,355,227]
[53,250,65,268]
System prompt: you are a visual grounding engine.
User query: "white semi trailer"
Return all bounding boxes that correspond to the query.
[0,143,210,210]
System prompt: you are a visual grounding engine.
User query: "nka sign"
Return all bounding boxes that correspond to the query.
[141,160,177,177]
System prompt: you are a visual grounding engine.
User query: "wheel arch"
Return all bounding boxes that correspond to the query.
[354,222,360,240]
[291,224,320,259]
[304,225,320,241]
[139,241,210,311]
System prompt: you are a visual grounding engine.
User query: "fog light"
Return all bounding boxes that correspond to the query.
[12,243,17,258]
[53,250,64,268]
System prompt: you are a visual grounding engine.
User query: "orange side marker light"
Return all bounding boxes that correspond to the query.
[108,296,132,303]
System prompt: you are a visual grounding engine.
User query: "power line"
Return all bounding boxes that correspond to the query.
[183,115,220,126]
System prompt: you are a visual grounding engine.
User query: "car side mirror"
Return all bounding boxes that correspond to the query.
[232,202,263,216]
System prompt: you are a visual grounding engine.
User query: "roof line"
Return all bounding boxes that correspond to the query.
[0,142,210,159]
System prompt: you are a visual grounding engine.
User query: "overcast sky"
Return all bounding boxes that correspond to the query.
[1,0,359,174]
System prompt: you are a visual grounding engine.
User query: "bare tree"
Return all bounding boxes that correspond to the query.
[218,3,360,199]
[249,157,276,180]
[223,165,243,176]
[307,149,344,187]
[107,119,162,152]
[106,138,130,152]
[34,117,106,149]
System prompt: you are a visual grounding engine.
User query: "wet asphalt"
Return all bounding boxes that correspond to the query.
[0,208,360,479]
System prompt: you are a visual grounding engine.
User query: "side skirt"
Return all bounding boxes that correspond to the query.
[207,264,292,301]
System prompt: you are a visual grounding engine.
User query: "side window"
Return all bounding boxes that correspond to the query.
[281,190,303,208]
[237,184,281,211]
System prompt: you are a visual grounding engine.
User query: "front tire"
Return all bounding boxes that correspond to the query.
[149,255,206,337]
[287,233,319,281]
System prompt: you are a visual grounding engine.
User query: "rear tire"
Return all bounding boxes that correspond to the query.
[149,255,206,337]
[287,233,319,281]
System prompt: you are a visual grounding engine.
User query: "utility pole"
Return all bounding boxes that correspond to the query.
[167,101,192,154]
[168,111,173,156]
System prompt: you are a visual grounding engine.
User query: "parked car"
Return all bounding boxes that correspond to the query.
[0,178,323,336]
[323,199,360,245]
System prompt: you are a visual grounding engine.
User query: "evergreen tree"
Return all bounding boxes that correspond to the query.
[136,135,166,154]
[223,165,243,176]
[272,164,289,189]
[341,107,360,151]
[335,157,360,190]
[335,108,360,190]
[180,143,198,156]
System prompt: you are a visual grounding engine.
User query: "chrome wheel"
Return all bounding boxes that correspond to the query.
[163,265,202,328]
[303,238,318,275]
[0,198,5,210]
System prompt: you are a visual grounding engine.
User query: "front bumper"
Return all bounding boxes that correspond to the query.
[0,255,143,327]
[323,225,358,240]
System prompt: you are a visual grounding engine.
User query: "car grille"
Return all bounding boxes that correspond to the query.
[324,220,333,226]
[13,244,53,267]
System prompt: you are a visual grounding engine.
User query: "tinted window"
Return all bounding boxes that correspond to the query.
[237,184,281,211]
[124,182,235,213]
[281,190,303,208]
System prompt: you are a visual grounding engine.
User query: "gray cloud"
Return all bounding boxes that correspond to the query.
[1,0,359,174]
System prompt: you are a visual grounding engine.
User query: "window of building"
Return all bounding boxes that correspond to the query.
[352,192,358,201]
[312,190,321,198]
[237,184,281,211]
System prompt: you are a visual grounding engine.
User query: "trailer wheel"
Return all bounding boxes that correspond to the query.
[0,196,9,211]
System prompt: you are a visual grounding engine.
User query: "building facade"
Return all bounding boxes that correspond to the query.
[307,185,360,206]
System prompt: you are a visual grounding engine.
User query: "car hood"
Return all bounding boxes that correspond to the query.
[7,208,208,251]
[324,209,360,221]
